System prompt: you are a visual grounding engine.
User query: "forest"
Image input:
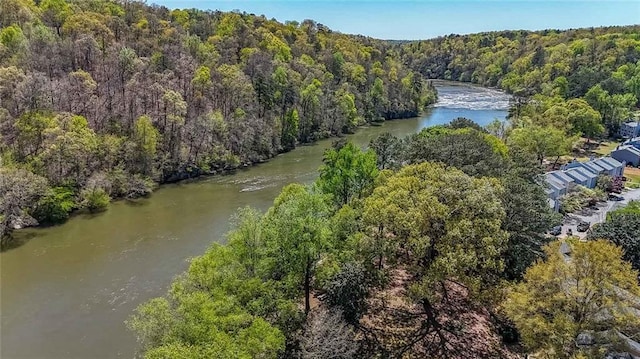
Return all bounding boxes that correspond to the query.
[0,0,436,239]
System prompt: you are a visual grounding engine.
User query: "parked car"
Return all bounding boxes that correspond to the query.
[577,221,590,232]
[549,226,562,236]
[608,194,624,201]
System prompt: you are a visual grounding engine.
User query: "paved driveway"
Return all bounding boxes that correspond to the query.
[560,188,640,239]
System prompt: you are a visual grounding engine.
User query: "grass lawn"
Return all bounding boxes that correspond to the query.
[625,167,640,189]
[559,138,620,164]
[593,140,619,156]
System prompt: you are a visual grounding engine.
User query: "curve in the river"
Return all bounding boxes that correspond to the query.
[0,81,510,358]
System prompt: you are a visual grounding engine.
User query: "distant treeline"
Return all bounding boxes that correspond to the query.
[401,26,640,137]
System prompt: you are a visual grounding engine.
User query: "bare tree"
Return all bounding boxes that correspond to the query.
[299,308,358,359]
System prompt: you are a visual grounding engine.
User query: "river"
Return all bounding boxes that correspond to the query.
[0,81,510,358]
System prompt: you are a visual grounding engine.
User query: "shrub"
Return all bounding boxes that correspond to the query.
[126,174,155,198]
[81,187,110,213]
[323,262,369,324]
[33,186,76,224]
[107,168,155,199]
[560,185,606,214]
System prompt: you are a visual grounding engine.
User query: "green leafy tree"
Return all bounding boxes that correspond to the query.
[448,117,486,132]
[500,148,561,280]
[405,127,508,177]
[40,0,70,35]
[588,205,640,271]
[509,125,576,165]
[81,187,110,213]
[335,89,359,134]
[566,98,603,142]
[363,162,507,290]
[369,132,402,170]
[281,109,298,151]
[0,24,26,59]
[361,162,507,356]
[128,288,285,359]
[33,186,75,224]
[299,79,323,142]
[504,240,640,358]
[500,174,560,279]
[37,114,98,185]
[13,111,55,160]
[127,219,296,359]
[263,184,332,314]
[133,115,159,175]
[322,262,369,324]
[317,142,378,206]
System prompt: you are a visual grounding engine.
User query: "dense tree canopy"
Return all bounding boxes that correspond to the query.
[317,141,378,206]
[588,201,640,272]
[367,121,559,281]
[504,240,640,358]
[0,0,436,238]
[128,131,618,358]
[4,2,639,357]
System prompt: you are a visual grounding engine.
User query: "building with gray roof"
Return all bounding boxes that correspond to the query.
[564,169,589,187]
[619,121,640,138]
[611,145,640,167]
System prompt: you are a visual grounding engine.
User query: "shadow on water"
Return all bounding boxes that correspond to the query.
[76,210,109,221]
[1,198,153,252]
[121,198,152,207]
[1,230,43,253]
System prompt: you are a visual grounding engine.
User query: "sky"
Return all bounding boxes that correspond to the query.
[154,1,640,40]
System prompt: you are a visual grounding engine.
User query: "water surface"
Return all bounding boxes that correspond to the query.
[0,81,510,358]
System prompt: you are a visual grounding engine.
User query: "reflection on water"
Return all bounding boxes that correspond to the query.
[0,82,510,358]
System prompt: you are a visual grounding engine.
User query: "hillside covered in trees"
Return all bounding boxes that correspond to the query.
[0,0,436,238]
[401,26,640,138]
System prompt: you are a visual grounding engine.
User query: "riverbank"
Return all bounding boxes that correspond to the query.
[1,120,427,250]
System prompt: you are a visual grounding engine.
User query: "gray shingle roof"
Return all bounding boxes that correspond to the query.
[613,145,640,156]
[549,170,575,184]
[565,169,588,182]
[545,175,566,191]
[582,162,605,173]
[573,167,598,179]
[592,158,615,171]
[600,156,623,168]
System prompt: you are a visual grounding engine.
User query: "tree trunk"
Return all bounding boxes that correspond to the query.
[305,254,311,315]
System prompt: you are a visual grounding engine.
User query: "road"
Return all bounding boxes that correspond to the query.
[560,188,640,239]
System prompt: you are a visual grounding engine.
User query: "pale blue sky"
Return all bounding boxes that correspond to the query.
[154,1,640,40]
